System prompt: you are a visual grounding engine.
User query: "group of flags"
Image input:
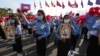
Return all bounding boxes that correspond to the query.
[37,0,78,9]
[20,0,100,14]
[33,0,100,9]
[42,1,65,8]
[20,0,100,11]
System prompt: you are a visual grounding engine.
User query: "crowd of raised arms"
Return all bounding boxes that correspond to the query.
[0,7,100,56]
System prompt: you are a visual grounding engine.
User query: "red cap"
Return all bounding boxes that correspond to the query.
[76,15,86,24]
[94,7,100,16]
[0,17,3,23]
[88,7,95,15]
[26,15,34,20]
[46,15,51,22]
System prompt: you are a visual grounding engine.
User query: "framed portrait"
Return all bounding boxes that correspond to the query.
[60,23,71,39]
[4,25,15,40]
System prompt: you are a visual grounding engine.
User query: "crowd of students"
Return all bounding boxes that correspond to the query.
[0,7,100,56]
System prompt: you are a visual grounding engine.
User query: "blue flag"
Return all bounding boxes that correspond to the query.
[88,0,93,6]
[84,14,97,30]
[96,0,100,5]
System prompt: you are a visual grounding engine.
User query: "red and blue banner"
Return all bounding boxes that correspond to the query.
[21,4,31,11]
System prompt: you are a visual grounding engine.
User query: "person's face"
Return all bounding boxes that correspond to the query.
[37,12,43,16]
[37,12,44,21]
[65,15,69,19]
[76,15,79,18]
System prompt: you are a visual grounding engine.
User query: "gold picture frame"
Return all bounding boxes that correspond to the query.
[4,25,15,40]
[60,23,71,39]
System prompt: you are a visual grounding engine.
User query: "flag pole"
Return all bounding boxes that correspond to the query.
[56,0,58,16]
[45,0,46,15]
[39,0,42,9]
[62,0,63,18]
[51,0,52,16]
[34,0,36,15]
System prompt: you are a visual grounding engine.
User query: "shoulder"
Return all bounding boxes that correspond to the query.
[45,22,50,26]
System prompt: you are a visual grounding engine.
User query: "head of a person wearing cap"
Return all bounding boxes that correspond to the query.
[63,12,70,23]
[27,12,33,16]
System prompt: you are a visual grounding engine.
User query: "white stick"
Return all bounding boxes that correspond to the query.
[79,35,84,47]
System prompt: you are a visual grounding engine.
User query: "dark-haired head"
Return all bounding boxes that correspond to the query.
[76,13,80,17]
[37,10,46,22]
[63,15,69,19]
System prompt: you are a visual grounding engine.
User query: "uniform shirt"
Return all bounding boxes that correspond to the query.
[15,22,22,35]
[55,24,62,40]
[24,18,50,38]
[49,19,55,29]
[89,19,100,37]
[93,19,100,29]
[54,19,60,28]
[70,18,81,35]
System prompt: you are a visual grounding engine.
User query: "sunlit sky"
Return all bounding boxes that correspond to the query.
[0,0,100,16]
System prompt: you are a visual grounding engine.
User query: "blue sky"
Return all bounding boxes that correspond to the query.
[0,0,99,16]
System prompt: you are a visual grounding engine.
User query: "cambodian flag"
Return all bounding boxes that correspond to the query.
[21,4,31,10]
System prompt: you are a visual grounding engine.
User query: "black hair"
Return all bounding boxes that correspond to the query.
[38,10,46,22]
[76,13,80,16]
[62,15,69,23]
[63,15,69,19]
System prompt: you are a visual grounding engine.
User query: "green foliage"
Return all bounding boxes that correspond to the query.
[0,8,20,17]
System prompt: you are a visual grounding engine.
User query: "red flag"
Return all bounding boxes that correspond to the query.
[69,11,74,18]
[60,13,62,18]
[68,1,72,6]
[51,1,55,7]
[62,2,65,8]
[40,2,42,8]
[57,1,61,7]
[68,0,78,8]
[34,2,36,9]
[45,1,49,7]
[75,1,78,7]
